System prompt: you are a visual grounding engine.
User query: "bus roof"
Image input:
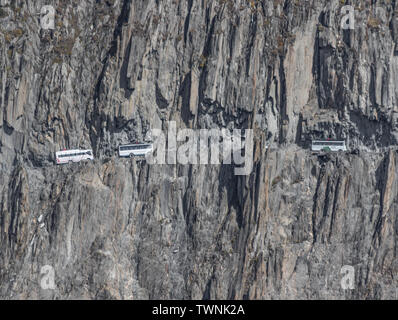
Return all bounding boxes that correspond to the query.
[56,149,92,154]
[119,143,151,147]
[311,140,345,142]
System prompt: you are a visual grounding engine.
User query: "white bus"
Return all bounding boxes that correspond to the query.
[311,140,347,152]
[55,149,94,164]
[118,143,153,158]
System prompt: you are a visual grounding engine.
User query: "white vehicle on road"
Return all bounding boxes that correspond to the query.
[311,140,347,152]
[118,143,153,158]
[55,149,94,164]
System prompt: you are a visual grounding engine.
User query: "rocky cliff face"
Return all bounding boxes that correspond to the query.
[0,0,397,299]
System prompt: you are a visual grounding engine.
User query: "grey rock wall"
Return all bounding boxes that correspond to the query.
[0,0,397,299]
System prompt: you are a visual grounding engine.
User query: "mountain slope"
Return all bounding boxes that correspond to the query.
[0,0,397,299]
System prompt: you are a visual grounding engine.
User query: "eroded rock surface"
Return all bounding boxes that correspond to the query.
[0,0,397,299]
